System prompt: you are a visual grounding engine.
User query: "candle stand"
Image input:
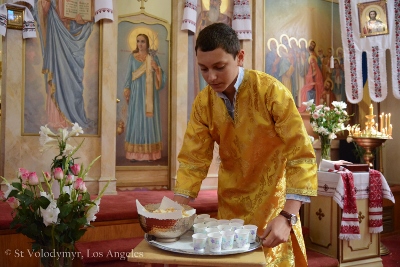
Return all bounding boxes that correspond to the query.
[351,137,388,168]
[348,104,393,256]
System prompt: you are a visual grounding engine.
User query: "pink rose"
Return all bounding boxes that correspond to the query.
[70,164,81,176]
[65,174,74,186]
[21,172,30,184]
[73,178,87,193]
[43,172,52,181]
[53,167,64,180]
[28,172,39,186]
[7,197,20,209]
[18,168,29,179]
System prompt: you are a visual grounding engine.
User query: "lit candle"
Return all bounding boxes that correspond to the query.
[369,104,373,115]
[388,113,391,129]
[380,113,383,132]
[385,114,388,133]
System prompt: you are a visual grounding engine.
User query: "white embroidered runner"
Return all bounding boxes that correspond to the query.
[339,0,399,102]
[232,0,251,40]
[318,160,395,239]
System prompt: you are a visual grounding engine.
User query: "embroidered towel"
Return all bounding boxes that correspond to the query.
[232,0,251,40]
[94,0,113,22]
[181,0,197,33]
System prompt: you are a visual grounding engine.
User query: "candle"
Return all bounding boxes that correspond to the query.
[388,113,391,129]
[389,124,392,136]
[380,113,383,132]
[385,114,388,133]
[369,104,373,115]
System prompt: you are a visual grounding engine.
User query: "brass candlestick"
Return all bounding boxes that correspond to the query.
[351,137,388,168]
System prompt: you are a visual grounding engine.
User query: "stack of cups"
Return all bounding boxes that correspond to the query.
[192,215,258,252]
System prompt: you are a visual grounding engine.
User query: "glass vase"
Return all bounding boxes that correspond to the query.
[40,245,73,267]
[319,135,332,160]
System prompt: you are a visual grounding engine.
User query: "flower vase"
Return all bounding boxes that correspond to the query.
[40,245,73,267]
[319,135,332,160]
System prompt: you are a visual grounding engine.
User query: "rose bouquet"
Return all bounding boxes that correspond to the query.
[1,123,108,267]
[302,99,351,160]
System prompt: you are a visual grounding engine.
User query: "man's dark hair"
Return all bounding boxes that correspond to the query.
[369,10,377,18]
[195,23,240,59]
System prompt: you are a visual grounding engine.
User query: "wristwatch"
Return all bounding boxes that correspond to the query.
[279,210,298,226]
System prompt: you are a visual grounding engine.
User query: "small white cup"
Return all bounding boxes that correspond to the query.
[221,230,235,250]
[203,217,218,223]
[243,225,258,243]
[217,219,230,225]
[197,214,211,219]
[193,223,207,234]
[229,222,243,232]
[207,232,222,252]
[234,229,250,248]
[217,225,231,232]
[230,218,245,225]
[205,221,219,228]
[194,217,205,224]
[205,227,219,234]
[192,233,207,252]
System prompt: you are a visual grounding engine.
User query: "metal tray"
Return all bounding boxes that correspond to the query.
[144,230,262,256]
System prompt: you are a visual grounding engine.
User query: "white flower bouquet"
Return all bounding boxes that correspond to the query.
[0,123,108,267]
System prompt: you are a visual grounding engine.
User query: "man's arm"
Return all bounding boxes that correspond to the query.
[259,199,302,248]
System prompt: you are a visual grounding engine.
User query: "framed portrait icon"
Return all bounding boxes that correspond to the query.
[358,0,389,38]
[6,5,24,30]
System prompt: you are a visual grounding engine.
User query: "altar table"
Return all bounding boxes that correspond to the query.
[303,170,395,267]
[127,239,266,267]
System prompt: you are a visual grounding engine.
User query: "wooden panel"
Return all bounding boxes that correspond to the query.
[116,167,169,188]
[78,222,145,242]
[0,233,40,267]
[304,195,339,258]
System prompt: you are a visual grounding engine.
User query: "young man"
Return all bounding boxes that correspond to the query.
[173,23,317,266]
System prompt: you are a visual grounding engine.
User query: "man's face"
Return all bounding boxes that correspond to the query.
[210,0,221,9]
[309,41,316,52]
[324,81,332,90]
[197,48,243,94]
[369,11,376,20]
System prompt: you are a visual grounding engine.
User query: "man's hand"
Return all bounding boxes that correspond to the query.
[259,215,291,248]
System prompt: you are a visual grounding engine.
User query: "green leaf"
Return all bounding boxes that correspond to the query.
[59,204,73,218]
[72,229,87,241]
[7,190,19,198]
[24,190,34,198]
[17,194,34,206]
[11,182,22,191]
[38,196,51,209]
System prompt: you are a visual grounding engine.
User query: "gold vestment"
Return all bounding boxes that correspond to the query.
[174,70,318,266]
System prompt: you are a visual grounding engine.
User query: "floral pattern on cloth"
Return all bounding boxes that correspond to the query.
[342,0,358,101]
[232,0,251,40]
[0,3,36,38]
[181,0,197,33]
[339,0,400,102]
[331,165,361,240]
[319,161,395,239]
[371,46,382,98]
[94,0,113,22]
[395,0,400,96]
[180,0,252,40]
